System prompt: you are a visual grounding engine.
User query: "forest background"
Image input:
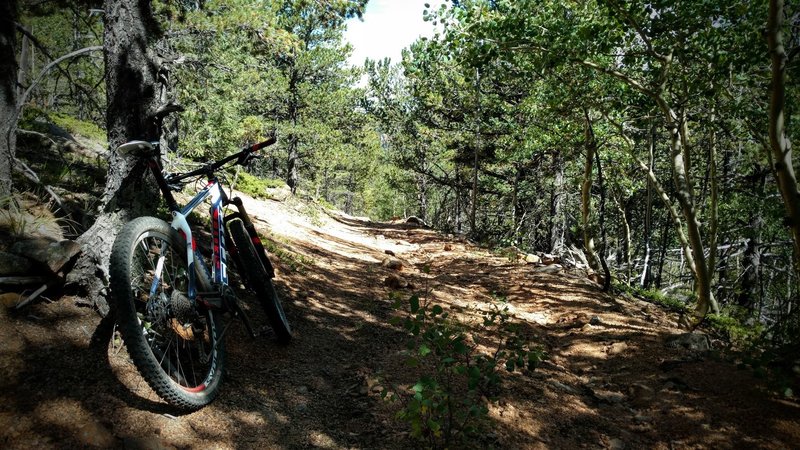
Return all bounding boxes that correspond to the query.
[2,0,800,362]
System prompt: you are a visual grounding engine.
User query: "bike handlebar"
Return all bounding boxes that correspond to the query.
[165,136,277,184]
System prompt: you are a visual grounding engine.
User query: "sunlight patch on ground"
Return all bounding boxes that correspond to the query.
[513,310,551,325]
[559,342,611,360]
[308,430,340,448]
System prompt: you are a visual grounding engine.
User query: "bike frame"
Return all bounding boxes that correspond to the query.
[132,137,276,311]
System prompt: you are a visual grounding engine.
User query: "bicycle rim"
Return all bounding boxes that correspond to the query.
[126,228,220,396]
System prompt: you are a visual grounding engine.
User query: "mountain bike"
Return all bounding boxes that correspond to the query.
[108,123,291,410]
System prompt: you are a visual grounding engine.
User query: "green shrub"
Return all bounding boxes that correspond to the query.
[235,172,272,199]
[50,112,106,143]
[614,282,689,313]
[385,291,544,448]
[706,313,763,347]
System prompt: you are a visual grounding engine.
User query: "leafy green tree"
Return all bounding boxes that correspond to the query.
[267,0,367,194]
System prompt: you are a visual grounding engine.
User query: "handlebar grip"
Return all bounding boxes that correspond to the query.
[249,136,277,153]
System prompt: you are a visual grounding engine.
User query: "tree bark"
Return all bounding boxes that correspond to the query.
[0,0,18,199]
[595,155,611,292]
[16,28,30,100]
[470,67,481,236]
[707,101,719,287]
[613,192,632,285]
[581,111,601,271]
[67,0,165,314]
[640,122,655,287]
[586,51,719,322]
[666,111,718,319]
[550,151,568,254]
[286,65,299,194]
[767,0,800,273]
[416,172,428,219]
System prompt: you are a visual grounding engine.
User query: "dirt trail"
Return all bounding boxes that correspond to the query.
[1,192,799,449]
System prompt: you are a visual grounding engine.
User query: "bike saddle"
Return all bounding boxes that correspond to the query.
[117,140,157,156]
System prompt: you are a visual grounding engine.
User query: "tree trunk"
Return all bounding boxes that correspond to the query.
[416,173,428,220]
[613,193,632,285]
[581,111,601,271]
[67,0,165,314]
[550,152,568,254]
[767,0,800,273]
[510,164,524,242]
[17,28,31,100]
[287,135,299,194]
[0,1,18,199]
[286,66,299,194]
[655,216,669,288]
[666,111,718,320]
[707,94,719,286]
[470,68,481,236]
[640,122,656,287]
[595,149,611,292]
[738,218,762,317]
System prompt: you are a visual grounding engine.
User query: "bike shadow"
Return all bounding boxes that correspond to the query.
[89,314,192,417]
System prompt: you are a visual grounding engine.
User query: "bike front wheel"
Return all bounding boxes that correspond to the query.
[228,219,292,343]
[109,216,226,410]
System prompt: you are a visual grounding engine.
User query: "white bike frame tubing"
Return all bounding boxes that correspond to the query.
[167,179,229,302]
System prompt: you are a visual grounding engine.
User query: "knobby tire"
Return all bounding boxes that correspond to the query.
[109,217,226,410]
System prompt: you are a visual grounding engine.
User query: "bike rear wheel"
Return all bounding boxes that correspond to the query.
[228,219,292,343]
[109,216,225,410]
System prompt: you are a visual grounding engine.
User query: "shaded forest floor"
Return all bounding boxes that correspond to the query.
[2,187,800,449]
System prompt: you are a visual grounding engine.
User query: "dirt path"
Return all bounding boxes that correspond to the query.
[1,193,799,449]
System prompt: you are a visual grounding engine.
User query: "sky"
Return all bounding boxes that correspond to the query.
[343,0,445,67]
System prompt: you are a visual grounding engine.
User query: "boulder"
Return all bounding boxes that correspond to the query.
[265,184,292,202]
[533,264,563,274]
[10,238,82,274]
[405,216,427,227]
[541,253,561,265]
[666,332,710,352]
[524,253,541,264]
[381,257,403,271]
[607,342,629,355]
[384,274,408,289]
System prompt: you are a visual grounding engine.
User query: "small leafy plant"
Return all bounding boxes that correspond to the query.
[385,290,544,449]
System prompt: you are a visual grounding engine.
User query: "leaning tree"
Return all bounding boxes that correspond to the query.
[68,0,173,313]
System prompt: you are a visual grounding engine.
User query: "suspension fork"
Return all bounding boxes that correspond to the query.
[223,196,276,279]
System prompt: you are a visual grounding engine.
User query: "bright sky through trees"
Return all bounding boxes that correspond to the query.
[344,0,444,67]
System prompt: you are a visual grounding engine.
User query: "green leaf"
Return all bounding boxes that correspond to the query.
[409,295,420,313]
[419,344,432,356]
[453,338,468,355]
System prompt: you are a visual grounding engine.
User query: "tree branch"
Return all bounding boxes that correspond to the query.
[602,0,667,61]
[576,59,655,98]
[17,45,104,109]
